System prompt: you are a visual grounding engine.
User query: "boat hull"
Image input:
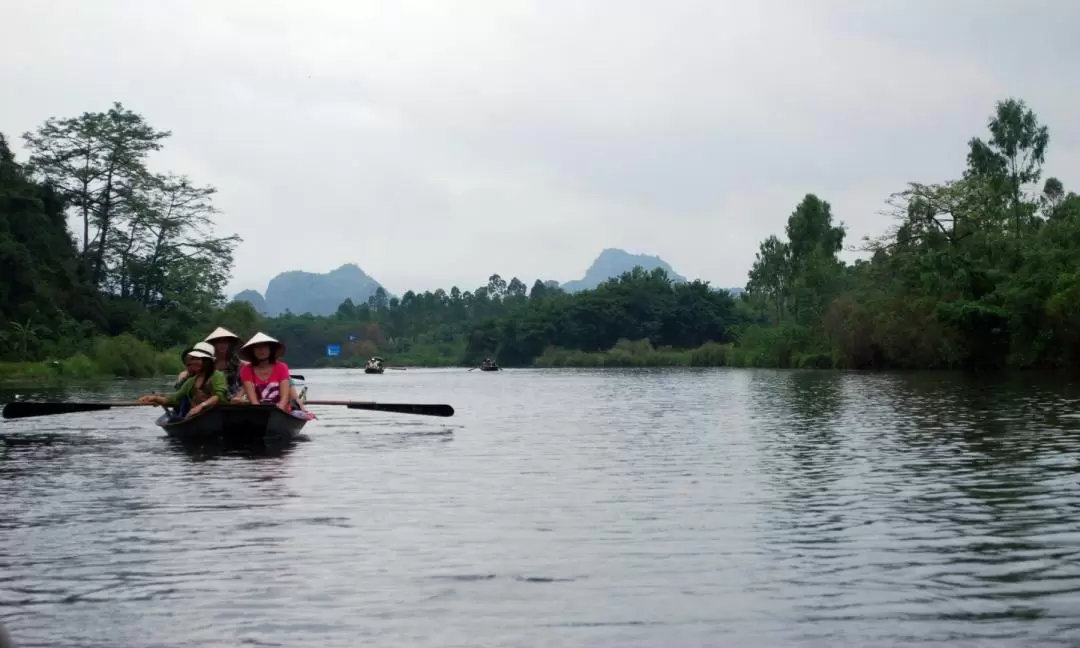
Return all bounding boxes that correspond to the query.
[480,366,500,371]
[156,404,308,441]
[364,367,384,374]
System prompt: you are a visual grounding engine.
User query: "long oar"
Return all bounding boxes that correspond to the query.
[2,401,156,420]
[305,400,454,417]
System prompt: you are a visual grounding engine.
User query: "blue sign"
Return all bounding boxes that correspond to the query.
[326,344,341,357]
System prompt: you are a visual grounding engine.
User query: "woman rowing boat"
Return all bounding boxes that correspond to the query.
[141,342,229,420]
[174,326,245,399]
[238,332,314,419]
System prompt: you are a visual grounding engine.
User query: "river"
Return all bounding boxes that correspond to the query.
[2,368,1079,647]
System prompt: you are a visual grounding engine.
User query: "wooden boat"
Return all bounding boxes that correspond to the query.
[364,356,385,374]
[479,363,501,372]
[155,403,310,441]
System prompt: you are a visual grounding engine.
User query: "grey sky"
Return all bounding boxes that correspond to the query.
[3,1,1078,297]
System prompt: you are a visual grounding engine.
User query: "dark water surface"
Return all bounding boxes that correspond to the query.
[2,368,1080,647]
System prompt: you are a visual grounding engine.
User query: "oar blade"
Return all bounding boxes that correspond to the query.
[2,402,115,420]
[346,402,455,417]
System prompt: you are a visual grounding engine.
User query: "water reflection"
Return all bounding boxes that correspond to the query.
[164,436,302,462]
[3,368,1080,647]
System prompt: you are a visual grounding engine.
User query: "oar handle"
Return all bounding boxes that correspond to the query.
[305,400,367,406]
[2,401,158,420]
[303,400,454,417]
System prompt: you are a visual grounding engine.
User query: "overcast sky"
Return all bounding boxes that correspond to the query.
[3,1,1078,297]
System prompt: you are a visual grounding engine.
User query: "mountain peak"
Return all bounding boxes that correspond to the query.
[562,248,686,293]
[234,263,385,316]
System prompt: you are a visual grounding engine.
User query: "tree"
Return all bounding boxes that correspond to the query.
[0,132,104,358]
[506,277,527,298]
[965,98,1048,236]
[121,174,239,309]
[487,273,507,297]
[747,235,790,323]
[23,102,171,285]
[529,279,548,300]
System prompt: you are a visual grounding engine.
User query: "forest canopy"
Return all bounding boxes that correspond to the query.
[2,98,1078,374]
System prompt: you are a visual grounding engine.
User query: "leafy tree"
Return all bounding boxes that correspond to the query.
[965,98,1048,237]
[23,102,170,285]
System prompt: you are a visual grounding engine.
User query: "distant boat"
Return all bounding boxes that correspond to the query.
[479,360,501,372]
[364,356,385,374]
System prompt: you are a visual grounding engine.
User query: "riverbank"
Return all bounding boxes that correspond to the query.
[310,340,468,369]
[530,336,837,369]
[0,335,182,384]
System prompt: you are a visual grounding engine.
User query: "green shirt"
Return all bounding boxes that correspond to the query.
[165,371,229,407]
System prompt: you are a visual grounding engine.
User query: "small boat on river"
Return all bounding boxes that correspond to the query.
[155,403,310,441]
[364,356,385,374]
[478,357,501,371]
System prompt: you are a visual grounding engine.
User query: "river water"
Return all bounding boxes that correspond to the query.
[2,368,1080,647]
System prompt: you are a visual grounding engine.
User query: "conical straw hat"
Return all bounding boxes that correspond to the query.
[204,326,240,343]
[239,332,286,361]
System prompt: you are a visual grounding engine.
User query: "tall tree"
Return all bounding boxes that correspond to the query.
[746,235,790,323]
[23,102,171,286]
[965,98,1048,236]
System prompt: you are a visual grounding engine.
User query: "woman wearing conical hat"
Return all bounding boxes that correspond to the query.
[174,326,245,400]
[204,326,245,401]
[238,332,313,418]
[141,342,229,420]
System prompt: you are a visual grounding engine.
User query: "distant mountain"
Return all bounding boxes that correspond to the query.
[235,263,386,317]
[562,248,687,293]
[232,289,266,313]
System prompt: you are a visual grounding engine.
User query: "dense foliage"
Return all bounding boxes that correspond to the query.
[741,98,1080,370]
[268,267,741,367]
[3,97,1079,376]
[1,103,240,376]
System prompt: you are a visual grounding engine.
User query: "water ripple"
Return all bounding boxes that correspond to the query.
[2,369,1080,646]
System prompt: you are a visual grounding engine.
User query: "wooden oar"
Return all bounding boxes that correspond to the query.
[304,400,454,417]
[2,401,156,420]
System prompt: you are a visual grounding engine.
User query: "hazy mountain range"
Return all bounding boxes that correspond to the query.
[233,248,743,316]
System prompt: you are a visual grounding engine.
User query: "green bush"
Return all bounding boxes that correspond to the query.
[90,333,174,377]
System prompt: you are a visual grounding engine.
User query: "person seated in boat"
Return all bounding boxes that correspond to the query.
[174,326,245,400]
[204,326,245,401]
[141,342,228,420]
[238,332,313,418]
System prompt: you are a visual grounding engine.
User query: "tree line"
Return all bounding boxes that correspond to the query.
[2,98,1078,374]
[744,98,1080,370]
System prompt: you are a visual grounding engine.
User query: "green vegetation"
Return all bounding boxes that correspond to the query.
[741,98,1080,370]
[3,97,1079,378]
[0,336,181,384]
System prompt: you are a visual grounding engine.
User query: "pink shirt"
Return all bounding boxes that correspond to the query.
[239,362,291,405]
